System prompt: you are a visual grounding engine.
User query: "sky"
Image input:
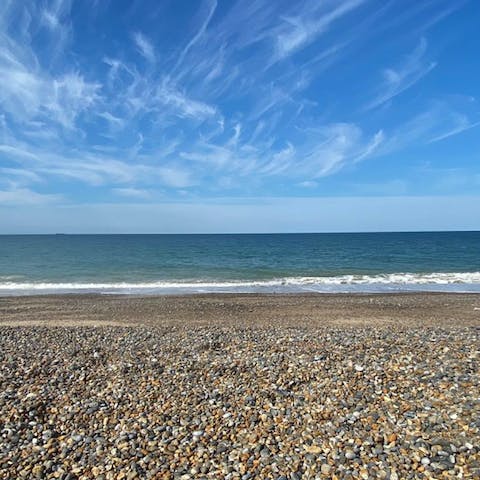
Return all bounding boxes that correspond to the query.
[0,0,479,233]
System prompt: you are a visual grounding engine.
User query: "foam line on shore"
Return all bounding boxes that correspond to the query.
[1,272,480,295]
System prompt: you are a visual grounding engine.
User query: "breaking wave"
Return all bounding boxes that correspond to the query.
[1,272,480,295]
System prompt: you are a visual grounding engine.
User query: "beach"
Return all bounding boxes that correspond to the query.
[1,293,479,479]
[2,0,480,476]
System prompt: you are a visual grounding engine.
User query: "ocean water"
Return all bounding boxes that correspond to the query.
[0,232,479,295]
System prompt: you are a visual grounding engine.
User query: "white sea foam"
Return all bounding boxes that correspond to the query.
[1,272,480,295]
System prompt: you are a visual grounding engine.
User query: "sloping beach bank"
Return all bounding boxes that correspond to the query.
[1,293,479,479]
[1,292,480,327]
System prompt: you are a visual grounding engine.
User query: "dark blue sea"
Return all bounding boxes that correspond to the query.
[0,232,479,295]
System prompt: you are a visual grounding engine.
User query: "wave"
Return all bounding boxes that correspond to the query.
[1,272,480,295]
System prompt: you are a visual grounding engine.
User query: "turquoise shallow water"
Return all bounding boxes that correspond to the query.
[0,232,479,295]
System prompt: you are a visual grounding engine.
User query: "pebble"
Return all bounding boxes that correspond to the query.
[0,322,479,479]
[345,450,356,460]
[321,463,331,475]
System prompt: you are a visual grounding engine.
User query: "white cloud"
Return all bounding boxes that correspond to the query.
[112,187,151,199]
[258,142,295,175]
[0,31,100,129]
[40,0,72,30]
[173,0,217,75]
[0,144,38,161]
[275,0,365,61]
[0,167,41,183]
[133,32,155,63]
[228,123,241,146]
[179,120,383,182]
[299,124,384,178]
[298,181,318,188]
[380,99,480,153]
[48,73,101,128]
[0,137,194,189]
[366,38,436,110]
[97,111,126,130]
[0,187,61,205]
[157,167,194,188]
[180,142,233,168]
[156,80,217,119]
[352,131,385,163]
[42,10,60,30]
[428,116,480,143]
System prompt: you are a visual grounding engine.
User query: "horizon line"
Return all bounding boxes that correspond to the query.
[1,229,479,236]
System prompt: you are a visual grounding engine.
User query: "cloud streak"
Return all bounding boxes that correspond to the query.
[274,0,366,61]
[172,0,217,76]
[379,98,480,154]
[133,32,155,63]
[0,187,62,205]
[366,38,436,110]
[0,8,100,130]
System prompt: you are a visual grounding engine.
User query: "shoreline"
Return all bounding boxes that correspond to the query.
[1,291,480,328]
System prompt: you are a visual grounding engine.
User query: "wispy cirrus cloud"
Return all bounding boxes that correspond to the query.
[0,131,194,190]
[179,122,384,183]
[380,98,480,153]
[427,111,480,143]
[133,32,155,63]
[112,187,152,199]
[41,0,72,31]
[0,167,41,183]
[0,1,100,130]
[156,80,217,119]
[274,0,365,61]
[366,38,436,110]
[298,180,318,188]
[172,0,218,76]
[0,186,62,204]
[0,64,101,129]
[298,124,385,178]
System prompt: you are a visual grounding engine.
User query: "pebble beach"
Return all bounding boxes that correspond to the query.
[1,293,479,479]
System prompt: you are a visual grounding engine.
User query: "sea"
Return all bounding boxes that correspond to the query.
[0,232,479,296]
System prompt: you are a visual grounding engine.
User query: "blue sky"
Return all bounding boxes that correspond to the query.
[0,0,479,232]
